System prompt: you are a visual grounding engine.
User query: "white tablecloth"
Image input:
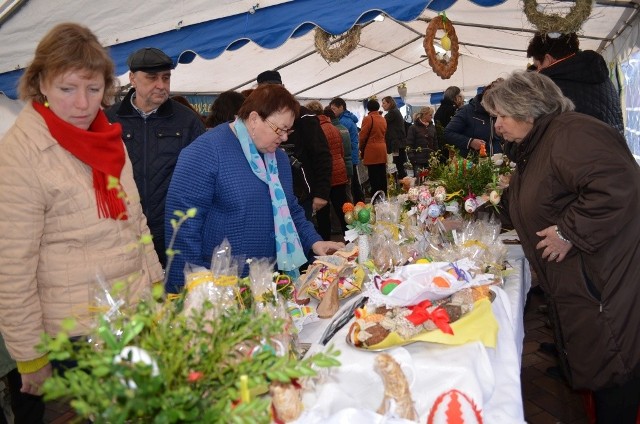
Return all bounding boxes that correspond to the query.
[294,241,530,423]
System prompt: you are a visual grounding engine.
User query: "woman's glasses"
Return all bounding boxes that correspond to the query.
[265,118,294,136]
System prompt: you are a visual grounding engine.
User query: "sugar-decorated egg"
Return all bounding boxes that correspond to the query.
[489,190,501,205]
[434,186,447,203]
[464,198,478,213]
[428,203,442,218]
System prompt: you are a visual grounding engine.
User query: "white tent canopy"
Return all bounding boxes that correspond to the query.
[0,0,638,106]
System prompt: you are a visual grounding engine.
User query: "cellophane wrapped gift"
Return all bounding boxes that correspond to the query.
[248,258,294,357]
[87,270,128,349]
[182,238,242,322]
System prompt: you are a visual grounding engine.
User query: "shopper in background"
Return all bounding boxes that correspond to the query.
[382,96,407,179]
[359,99,388,197]
[330,97,365,203]
[306,101,349,240]
[106,47,206,267]
[205,90,246,129]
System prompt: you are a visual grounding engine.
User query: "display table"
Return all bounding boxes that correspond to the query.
[295,237,530,423]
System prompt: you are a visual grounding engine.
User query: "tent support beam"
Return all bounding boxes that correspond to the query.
[335,58,429,98]
[413,17,612,42]
[293,34,423,97]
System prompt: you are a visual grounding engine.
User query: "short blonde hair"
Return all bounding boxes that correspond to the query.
[305,100,324,115]
[19,22,116,106]
[416,106,434,120]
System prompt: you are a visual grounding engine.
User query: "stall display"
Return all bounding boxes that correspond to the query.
[39,148,526,423]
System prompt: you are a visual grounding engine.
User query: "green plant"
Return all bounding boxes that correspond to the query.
[41,299,340,423]
[40,206,340,423]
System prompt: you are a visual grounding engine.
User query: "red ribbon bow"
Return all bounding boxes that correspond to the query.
[406,300,454,335]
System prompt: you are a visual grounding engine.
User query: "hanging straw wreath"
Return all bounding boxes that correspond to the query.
[315,26,362,63]
[523,0,592,34]
[423,15,459,80]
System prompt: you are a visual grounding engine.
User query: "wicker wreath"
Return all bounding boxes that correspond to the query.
[314,26,361,63]
[523,0,592,34]
[423,16,459,80]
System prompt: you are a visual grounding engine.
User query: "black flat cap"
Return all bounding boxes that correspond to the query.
[256,70,282,85]
[127,47,174,73]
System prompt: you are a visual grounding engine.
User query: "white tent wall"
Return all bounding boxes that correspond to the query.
[0,0,638,125]
[0,93,22,138]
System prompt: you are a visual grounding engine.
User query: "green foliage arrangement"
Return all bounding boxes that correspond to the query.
[40,208,340,424]
[428,146,509,201]
[41,296,340,424]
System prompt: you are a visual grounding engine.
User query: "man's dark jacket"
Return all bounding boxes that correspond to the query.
[434,97,458,129]
[540,50,624,134]
[105,90,206,267]
[281,106,332,203]
[444,93,503,157]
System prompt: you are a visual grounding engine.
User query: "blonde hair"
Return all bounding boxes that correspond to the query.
[416,106,434,120]
[18,23,116,106]
[305,100,324,115]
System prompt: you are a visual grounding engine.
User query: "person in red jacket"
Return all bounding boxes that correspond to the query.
[305,101,348,241]
[359,99,388,197]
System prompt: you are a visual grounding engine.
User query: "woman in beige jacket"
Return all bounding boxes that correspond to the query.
[0,23,163,398]
[359,99,388,197]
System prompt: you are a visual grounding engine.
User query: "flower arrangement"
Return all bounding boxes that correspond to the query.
[427,146,512,211]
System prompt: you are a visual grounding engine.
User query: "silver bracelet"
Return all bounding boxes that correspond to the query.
[555,225,571,244]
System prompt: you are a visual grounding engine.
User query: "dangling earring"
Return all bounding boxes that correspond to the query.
[43,96,49,108]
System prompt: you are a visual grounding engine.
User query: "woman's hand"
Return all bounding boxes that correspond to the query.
[312,197,328,214]
[20,362,52,396]
[536,225,572,262]
[312,240,345,256]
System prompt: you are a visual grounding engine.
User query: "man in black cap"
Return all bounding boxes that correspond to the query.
[256,70,332,235]
[106,47,206,267]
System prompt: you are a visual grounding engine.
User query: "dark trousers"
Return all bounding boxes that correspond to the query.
[351,165,365,204]
[6,368,44,424]
[393,148,408,179]
[594,377,640,423]
[367,164,387,198]
[316,184,349,241]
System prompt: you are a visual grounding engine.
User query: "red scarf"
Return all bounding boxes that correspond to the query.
[33,101,128,220]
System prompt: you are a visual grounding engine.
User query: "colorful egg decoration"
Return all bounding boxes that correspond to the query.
[489,190,501,205]
[358,208,371,223]
[344,211,354,224]
[428,203,442,218]
[434,186,447,203]
[464,197,478,213]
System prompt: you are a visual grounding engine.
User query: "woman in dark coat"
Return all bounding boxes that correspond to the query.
[483,70,640,423]
[444,80,503,157]
[382,96,407,179]
[406,106,438,176]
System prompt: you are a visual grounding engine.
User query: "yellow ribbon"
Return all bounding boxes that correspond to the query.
[445,190,464,201]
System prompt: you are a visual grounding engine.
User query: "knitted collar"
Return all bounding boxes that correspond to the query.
[33,101,128,220]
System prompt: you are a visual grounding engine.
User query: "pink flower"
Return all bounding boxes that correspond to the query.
[187,371,204,383]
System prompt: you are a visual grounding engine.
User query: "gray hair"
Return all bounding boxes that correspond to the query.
[481,71,574,122]
[443,86,461,102]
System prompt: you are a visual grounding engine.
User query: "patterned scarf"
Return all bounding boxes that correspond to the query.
[33,101,128,220]
[234,119,307,272]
